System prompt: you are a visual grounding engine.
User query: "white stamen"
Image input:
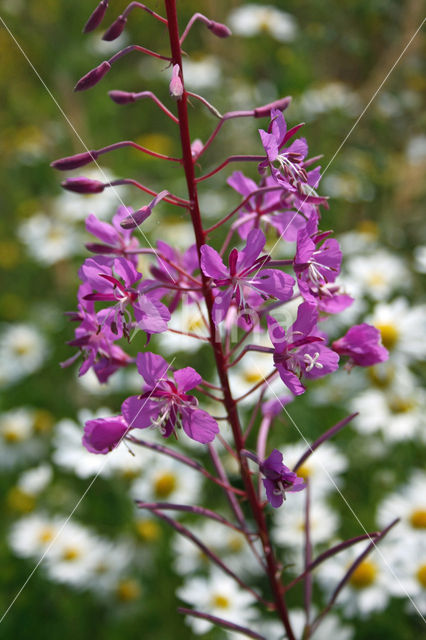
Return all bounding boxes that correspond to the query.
[304,352,323,372]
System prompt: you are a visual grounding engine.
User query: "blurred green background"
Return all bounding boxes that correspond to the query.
[0,0,425,638]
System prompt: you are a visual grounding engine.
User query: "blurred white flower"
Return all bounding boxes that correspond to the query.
[17,464,52,496]
[315,545,392,617]
[131,453,202,508]
[17,213,81,265]
[414,245,426,273]
[177,570,257,634]
[0,408,44,468]
[345,250,410,301]
[298,83,359,119]
[9,513,63,559]
[381,539,426,615]
[228,5,297,42]
[0,324,47,387]
[290,607,353,640]
[406,134,426,164]
[156,302,209,355]
[182,56,221,89]
[377,471,426,541]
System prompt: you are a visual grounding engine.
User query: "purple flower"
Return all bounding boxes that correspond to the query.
[332,323,389,367]
[268,302,339,395]
[260,449,305,508]
[61,282,131,381]
[201,228,294,324]
[227,171,306,242]
[79,256,170,337]
[85,206,140,265]
[83,415,129,454]
[294,215,342,287]
[121,352,219,444]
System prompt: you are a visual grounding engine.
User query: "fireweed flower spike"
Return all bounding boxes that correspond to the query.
[260,449,306,508]
[56,4,394,638]
[121,352,220,444]
[200,228,294,324]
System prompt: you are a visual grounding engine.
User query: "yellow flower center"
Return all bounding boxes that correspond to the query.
[367,273,385,287]
[211,594,230,609]
[388,397,415,414]
[62,546,81,562]
[154,472,177,498]
[416,564,426,588]
[356,220,378,237]
[136,519,161,542]
[33,409,53,433]
[367,365,394,389]
[38,527,55,544]
[243,370,264,384]
[227,535,244,553]
[409,509,426,529]
[7,487,35,513]
[349,560,377,589]
[296,464,311,481]
[187,316,204,332]
[2,428,24,443]
[374,323,399,350]
[115,579,141,602]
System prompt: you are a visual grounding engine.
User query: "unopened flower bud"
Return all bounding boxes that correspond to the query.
[207,20,232,38]
[120,206,151,230]
[83,0,109,33]
[51,150,99,171]
[169,64,183,100]
[61,177,105,194]
[74,61,111,92]
[191,139,204,158]
[102,15,127,41]
[254,96,292,118]
[108,90,136,104]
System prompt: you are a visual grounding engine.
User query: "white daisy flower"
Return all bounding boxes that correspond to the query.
[315,545,392,618]
[414,245,426,274]
[377,471,426,541]
[273,492,339,571]
[297,83,359,119]
[228,351,282,405]
[17,213,81,265]
[345,250,410,301]
[367,298,426,363]
[228,5,297,42]
[130,454,202,508]
[45,521,102,587]
[382,539,426,615]
[177,570,257,634]
[17,464,52,496]
[0,324,48,387]
[0,408,44,468]
[350,386,426,442]
[9,513,64,559]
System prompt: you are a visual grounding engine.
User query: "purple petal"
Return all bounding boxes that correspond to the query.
[237,228,266,272]
[174,367,202,393]
[86,214,117,246]
[250,269,294,301]
[263,478,283,508]
[180,407,219,444]
[82,416,128,454]
[121,396,159,429]
[136,352,169,386]
[200,245,229,280]
[227,170,258,198]
[267,315,288,351]
[276,364,306,396]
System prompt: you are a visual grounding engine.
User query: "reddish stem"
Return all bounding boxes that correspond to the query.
[164,3,296,637]
[195,155,265,183]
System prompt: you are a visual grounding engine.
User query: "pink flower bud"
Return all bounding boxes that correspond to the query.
[61,177,105,194]
[108,90,136,104]
[102,15,127,41]
[169,64,183,100]
[51,150,99,171]
[191,138,204,159]
[74,61,111,92]
[83,0,109,33]
[207,20,232,38]
[254,96,292,118]
[120,206,151,230]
